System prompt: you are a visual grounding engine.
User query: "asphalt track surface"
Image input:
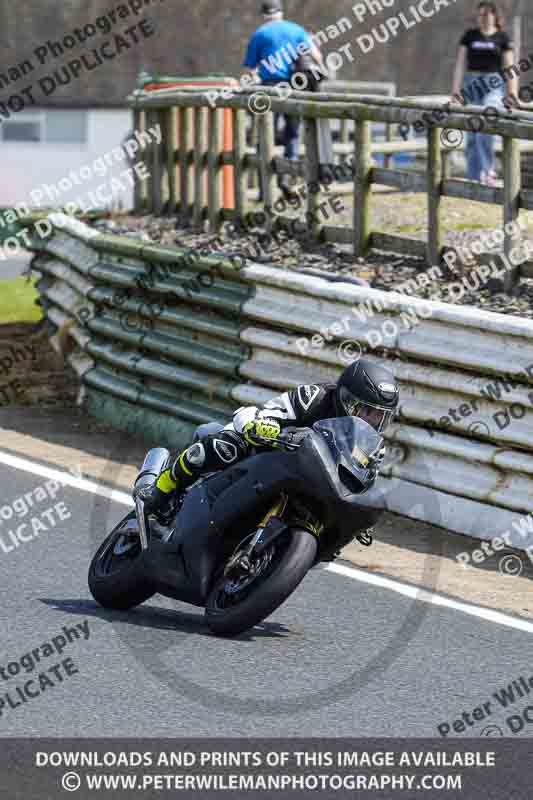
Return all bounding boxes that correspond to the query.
[2,452,533,739]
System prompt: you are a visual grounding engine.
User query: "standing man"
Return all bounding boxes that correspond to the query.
[244,2,323,193]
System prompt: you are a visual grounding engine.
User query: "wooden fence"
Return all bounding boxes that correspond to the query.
[128,86,533,290]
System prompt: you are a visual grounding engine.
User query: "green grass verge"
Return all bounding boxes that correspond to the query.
[0,277,42,323]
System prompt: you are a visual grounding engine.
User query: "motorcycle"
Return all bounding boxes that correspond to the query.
[88,417,382,637]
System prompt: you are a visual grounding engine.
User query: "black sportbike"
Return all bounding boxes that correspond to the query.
[88,417,382,637]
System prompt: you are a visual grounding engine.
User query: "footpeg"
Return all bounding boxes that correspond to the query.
[238,555,252,573]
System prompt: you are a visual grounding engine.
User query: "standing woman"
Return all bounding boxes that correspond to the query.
[451,2,518,185]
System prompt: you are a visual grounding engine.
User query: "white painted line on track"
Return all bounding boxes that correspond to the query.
[0,449,132,507]
[327,562,533,634]
[1,448,532,634]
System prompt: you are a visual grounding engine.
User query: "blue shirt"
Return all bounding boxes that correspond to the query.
[244,20,313,82]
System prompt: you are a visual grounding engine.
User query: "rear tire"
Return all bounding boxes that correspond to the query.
[205,528,317,637]
[88,512,155,610]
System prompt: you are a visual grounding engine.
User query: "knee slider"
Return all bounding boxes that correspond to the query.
[172,442,206,480]
[209,431,247,465]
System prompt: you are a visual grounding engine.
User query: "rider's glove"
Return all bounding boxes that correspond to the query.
[374,446,386,465]
[242,418,281,447]
[277,427,309,451]
[370,445,386,477]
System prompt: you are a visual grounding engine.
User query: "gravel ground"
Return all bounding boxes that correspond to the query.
[94,187,533,319]
[0,322,78,409]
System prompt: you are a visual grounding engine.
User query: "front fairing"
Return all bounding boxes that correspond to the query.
[297,417,383,500]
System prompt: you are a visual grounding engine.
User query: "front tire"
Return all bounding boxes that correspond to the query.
[205,528,318,637]
[88,512,155,610]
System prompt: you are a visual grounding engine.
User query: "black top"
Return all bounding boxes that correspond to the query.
[460,28,513,72]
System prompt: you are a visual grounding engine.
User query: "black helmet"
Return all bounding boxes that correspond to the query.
[261,1,282,13]
[336,358,399,433]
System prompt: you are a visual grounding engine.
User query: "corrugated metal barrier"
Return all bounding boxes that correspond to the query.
[28,214,533,553]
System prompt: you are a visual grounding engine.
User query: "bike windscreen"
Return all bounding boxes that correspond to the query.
[312,417,383,471]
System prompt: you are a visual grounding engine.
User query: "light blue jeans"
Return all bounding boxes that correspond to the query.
[463,72,506,181]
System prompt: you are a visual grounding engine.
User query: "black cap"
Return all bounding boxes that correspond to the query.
[261,2,282,14]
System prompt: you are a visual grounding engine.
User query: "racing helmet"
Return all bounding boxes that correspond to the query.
[336,358,399,434]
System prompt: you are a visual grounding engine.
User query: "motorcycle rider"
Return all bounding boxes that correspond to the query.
[135,358,400,528]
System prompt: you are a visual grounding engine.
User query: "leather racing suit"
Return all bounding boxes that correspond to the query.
[150,383,383,537]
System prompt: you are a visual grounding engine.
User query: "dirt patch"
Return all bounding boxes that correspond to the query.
[0,321,78,409]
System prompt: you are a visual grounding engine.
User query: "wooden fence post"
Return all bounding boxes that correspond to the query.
[339,118,349,147]
[143,110,155,214]
[132,108,144,213]
[339,118,349,169]
[427,127,443,266]
[384,122,393,169]
[179,107,193,224]
[193,107,207,230]
[441,149,451,181]
[232,109,248,224]
[207,108,223,231]
[305,118,321,239]
[503,135,521,291]
[150,110,164,216]
[165,107,177,216]
[249,114,259,192]
[353,119,371,257]
[258,112,276,225]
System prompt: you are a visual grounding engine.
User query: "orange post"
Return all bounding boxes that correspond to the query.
[144,79,237,215]
[223,109,235,211]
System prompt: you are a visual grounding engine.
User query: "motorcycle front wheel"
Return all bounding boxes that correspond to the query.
[205,528,317,637]
[88,511,156,610]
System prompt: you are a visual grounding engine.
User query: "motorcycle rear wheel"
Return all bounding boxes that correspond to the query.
[205,528,317,637]
[88,512,155,610]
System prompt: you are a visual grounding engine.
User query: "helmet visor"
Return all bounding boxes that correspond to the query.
[338,386,395,433]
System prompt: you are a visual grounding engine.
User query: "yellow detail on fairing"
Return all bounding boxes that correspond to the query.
[352,446,369,467]
[156,468,178,493]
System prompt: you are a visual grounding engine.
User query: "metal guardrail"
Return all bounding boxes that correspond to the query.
[28,214,533,553]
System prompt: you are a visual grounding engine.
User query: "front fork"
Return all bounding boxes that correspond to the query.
[135,497,150,551]
[235,494,324,573]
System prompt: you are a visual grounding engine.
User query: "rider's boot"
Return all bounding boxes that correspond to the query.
[134,467,179,524]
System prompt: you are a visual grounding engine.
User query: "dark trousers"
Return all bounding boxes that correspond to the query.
[261,79,301,161]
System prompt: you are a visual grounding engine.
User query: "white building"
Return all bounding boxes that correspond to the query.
[0,106,134,211]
